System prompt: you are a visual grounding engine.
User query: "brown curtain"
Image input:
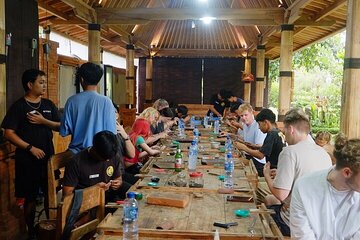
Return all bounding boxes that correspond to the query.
[152,57,202,105]
[203,58,245,104]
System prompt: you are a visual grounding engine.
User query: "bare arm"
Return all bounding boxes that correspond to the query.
[209,106,222,117]
[234,142,265,160]
[116,122,135,158]
[263,162,290,201]
[4,129,45,159]
[139,142,160,157]
[146,132,167,145]
[27,111,60,131]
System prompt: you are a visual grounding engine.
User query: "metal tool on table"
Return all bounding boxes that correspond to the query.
[213,222,238,229]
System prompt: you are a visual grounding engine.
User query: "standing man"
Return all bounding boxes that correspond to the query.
[60,62,116,154]
[207,89,229,117]
[290,133,360,239]
[1,69,60,240]
[263,108,332,236]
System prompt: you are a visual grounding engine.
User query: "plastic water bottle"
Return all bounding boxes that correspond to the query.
[123,192,139,240]
[224,152,234,189]
[214,120,220,134]
[203,116,208,127]
[190,115,195,128]
[225,134,232,152]
[188,141,197,172]
[178,119,185,138]
[209,112,214,121]
[193,126,200,143]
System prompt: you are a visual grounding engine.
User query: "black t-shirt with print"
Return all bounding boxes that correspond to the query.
[1,97,60,161]
[207,94,229,116]
[63,149,121,189]
[259,128,285,168]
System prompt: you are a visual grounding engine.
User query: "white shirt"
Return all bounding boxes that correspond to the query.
[290,168,360,240]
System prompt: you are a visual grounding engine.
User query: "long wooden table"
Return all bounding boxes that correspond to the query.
[97,126,281,239]
[97,189,283,239]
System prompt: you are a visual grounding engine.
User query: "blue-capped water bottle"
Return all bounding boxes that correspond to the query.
[225,134,232,152]
[224,152,234,189]
[123,192,139,240]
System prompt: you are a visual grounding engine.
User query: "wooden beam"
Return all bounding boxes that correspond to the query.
[287,0,312,24]
[153,48,245,57]
[228,19,281,26]
[48,17,87,25]
[38,0,69,20]
[60,0,97,23]
[294,18,336,27]
[312,0,346,22]
[109,26,148,51]
[96,7,285,23]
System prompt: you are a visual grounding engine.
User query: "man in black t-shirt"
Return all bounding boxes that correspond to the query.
[1,69,60,240]
[207,89,229,117]
[235,109,285,169]
[63,131,128,201]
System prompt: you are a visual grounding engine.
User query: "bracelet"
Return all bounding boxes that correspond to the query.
[26,144,33,152]
[124,136,130,141]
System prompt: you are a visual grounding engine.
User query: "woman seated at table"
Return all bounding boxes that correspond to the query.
[124,118,161,174]
[138,107,167,145]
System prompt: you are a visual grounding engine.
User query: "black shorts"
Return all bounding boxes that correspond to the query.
[15,154,48,201]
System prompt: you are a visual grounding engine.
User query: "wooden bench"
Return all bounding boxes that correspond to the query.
[48,151,74,219]
[56,185,105,240]
[179,104,211,117]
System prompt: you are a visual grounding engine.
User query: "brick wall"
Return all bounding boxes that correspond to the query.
[39,38,59,107]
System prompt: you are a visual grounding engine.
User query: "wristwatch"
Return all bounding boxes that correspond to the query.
[124,136,130,141]
[26,144,33,152]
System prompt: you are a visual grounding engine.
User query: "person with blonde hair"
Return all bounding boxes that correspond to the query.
[290,133,360,239]
[315,131,335,164]
[138,107,167,145]
[153,98,169,111]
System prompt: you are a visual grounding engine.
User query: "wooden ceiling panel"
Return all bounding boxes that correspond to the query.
[38,0,348,58]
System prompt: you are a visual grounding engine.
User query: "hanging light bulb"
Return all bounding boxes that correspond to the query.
[191,20,196,29]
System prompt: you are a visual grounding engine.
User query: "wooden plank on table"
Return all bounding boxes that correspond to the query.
[147,192,190,208]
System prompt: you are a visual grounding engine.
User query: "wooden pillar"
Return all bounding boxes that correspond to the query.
[126,44,135,107]
[278,24,294,121]
[0,0,5,121]
[88,24,101,64]
[255,45,265,111]
[243,56,252,103]
[145,57,153,103]
[340,0,360,138]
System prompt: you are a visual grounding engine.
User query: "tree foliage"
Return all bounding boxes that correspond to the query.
[268,32,345,133]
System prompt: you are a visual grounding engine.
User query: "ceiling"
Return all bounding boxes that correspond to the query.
[38,0,347,59]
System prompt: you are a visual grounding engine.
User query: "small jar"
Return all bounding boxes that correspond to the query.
[189,172,204,188]
[174,172,187,187]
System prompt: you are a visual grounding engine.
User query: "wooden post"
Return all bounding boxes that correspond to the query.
[341,0,360,138]
[0,0,5,120]
[145,57,153,103]
[255,45,265,111]
[126,44,135,108]
[88,24,101,64]
[243,56,252,103]
[278,24,294,121]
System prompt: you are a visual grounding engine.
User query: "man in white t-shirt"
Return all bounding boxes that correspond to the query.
[290,134,360,240]
[235,103,267,175]
[263,108,332,236]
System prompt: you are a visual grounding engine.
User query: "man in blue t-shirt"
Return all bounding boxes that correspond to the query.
[60,62,116,154]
